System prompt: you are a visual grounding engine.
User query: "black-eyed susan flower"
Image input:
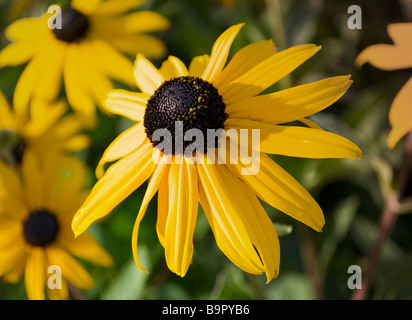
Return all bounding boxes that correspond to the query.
[0,90,89,166]
[72,24,361,282]
[0,151,113,300]
[356,23,412,149]
[0,0,170,127]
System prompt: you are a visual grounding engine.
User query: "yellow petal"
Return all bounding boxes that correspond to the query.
[107,34,167,58]
[25,247,46,300]
[164,158,198,277]
[226,75,352,124]
[356,23,412,71]
[160,56,189,80]
[72,141,155,236]
[4,16,44,40]
[387,77,412,149]
[105,90,149,121]
[24,99,67,138]
[45,245,94,289]
[230,153,324,231]
[71,0,102,15]
[0,90,14,128]
[83,39,135,88]
[0,39,37,68]
[22,150,44,210]
[95,123,147,179]
[133,54,165,95]
[111,11,171,33]
[214,39,276,88]
[219,44,321,104]
[94,0,145,15]
[188,55,210,77]
[132,158,170,273]
[60,232,114,267]
[63,45,96,127]
[202,23,244,82]
[197,159,280,281]
[226,118,362,159]
[46,278,69,300]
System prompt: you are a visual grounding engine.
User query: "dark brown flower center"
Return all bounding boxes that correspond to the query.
[143,76,227,155]
[23,210,59,247]
[52,7,89,43]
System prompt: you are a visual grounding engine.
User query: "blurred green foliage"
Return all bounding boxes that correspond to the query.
[0,0,411,300]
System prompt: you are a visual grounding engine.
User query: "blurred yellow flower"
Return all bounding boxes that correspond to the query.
[0,0,170,127]
[356,23,412,149]
[0,152,113,300]
[0,90,89,166]
[72,24,361,282]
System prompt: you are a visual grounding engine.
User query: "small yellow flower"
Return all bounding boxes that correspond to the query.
[356,23,412,149]
[0,151,113,300]
[0,90,89,165]
[0,0,170,127]
[72,24,361,282]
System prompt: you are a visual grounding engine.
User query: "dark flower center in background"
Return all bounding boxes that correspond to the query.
[144,76,227,155]
[52,7,90,43]
[23,210,59,247]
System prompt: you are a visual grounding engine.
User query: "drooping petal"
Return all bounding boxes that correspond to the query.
[163,157,199,277]
[226,118,362,159]
[72,141,155,236]
[387,77,412,149]
[132,156,170,273]
[202,23,244,83]
[226,75,352,124]
[134,54,165,95]
[197,159,280,281]
[25,247,46,300]
[95,123,147,179]
[219,44,321,104]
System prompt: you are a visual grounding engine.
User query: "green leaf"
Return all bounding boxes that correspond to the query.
[100,246,150,300]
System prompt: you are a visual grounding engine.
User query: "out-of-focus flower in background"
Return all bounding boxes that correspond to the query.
[0,90,89,167]
[356,23,412,149]
[0,0,170,127]
[0,151,113,300]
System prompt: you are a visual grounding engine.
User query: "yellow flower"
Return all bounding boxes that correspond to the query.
[0,151,113,300]
[356,23,412,149]
[72,24,361,282]
[0,0,170,127]
[0,90,89,166]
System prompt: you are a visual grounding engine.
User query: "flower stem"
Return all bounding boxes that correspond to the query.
[351,132,412,300]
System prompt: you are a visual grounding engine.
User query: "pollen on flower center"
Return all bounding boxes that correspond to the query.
[23,210,59,247]
[143,76,227,155]
[52,7,90,43]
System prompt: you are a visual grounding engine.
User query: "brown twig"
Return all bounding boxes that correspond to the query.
[351,132,412,300]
